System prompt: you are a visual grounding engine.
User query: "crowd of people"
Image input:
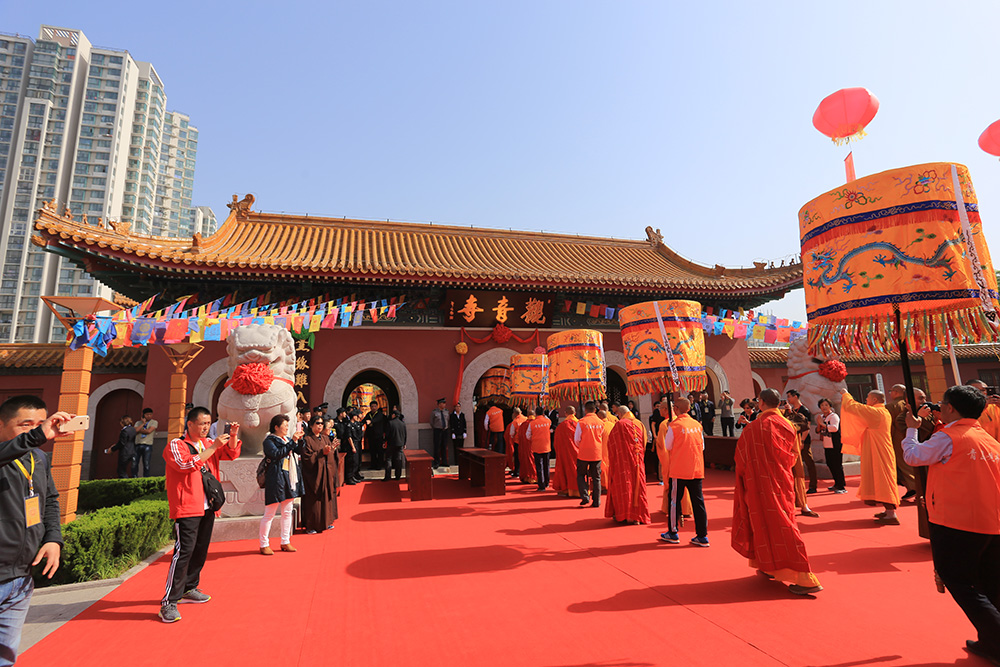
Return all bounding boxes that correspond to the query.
[2,378,999,663]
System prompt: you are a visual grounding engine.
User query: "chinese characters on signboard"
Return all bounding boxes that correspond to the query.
[444,290,553,328]
[293,335,312,412]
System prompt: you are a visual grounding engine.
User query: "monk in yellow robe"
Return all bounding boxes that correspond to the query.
[840,388,901,524]
[969,380,1000,441]
[655,402,693,517]
[552,406,579,497]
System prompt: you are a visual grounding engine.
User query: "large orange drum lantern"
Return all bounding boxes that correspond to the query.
[478,366,511,402]
[546,329,607,402]
[618,300,706,396]
[509,354,550,407]
[800,161,999,358]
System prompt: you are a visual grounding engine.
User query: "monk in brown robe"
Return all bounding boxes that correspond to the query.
[552,406,580,497]
[301,416,339,533]
[604,406,650,524]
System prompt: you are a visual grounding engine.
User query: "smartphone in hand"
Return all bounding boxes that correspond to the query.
[62,415,90,432]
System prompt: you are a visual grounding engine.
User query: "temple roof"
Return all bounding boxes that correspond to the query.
[33,195,803,304]
[0,344,148,371]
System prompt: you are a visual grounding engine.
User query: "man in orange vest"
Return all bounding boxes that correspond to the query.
[526,407,552,491]
[575,401,606,508]
[903,385,1000,664]
[515,408,535,484]
[659,397,708,546]
[506,407,527,478]
[485,403,506,454]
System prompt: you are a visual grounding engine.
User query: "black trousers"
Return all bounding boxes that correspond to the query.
[452,437,465,469]
[701,419,713,435]
[117,453,134,478]
[162,509,215,605]
[432,428,448,467]
[720,417,735,437]
[134,445,152,477]
[342,450,358,481]
[824,442,846,489]
[534,452,550,489]
[489,431,505,454]
[367,438,384,469]
[668,478,708,537]
[384,447,402,480]
[929,522,1000,656]
[576,460,601,505]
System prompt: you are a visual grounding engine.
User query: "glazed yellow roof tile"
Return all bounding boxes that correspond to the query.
[34,200,803,295]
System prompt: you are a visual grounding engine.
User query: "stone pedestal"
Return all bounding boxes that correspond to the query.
[218,457,266,517]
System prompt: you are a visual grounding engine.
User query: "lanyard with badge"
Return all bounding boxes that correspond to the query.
[13,453,41,527]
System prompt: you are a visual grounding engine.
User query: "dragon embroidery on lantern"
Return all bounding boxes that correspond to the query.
[807,236,961,294]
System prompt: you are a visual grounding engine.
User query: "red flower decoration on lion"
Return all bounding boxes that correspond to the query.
[818,359,847,383]
[226,362,275,395]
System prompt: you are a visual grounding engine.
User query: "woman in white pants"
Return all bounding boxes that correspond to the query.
[259,414,303,555]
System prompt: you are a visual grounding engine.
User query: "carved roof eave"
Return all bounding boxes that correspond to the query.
[33,200,804,296]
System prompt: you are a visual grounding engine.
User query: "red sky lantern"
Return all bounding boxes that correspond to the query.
[979,119,1000,157]
[812,87,880,146]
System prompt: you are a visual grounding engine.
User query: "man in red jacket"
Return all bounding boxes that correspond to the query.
[159,406,241,623]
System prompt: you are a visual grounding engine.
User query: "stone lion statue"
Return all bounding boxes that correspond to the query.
[782,336,848,464]
[217,324,297,456]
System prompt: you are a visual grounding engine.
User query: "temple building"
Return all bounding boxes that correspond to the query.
[12,193,991,481]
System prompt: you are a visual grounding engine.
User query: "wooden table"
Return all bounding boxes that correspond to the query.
[403,449,434,501]
[457,447,506,496]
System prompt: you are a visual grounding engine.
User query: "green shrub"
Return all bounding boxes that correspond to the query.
[38,499,172,586]
[77,477,165,511]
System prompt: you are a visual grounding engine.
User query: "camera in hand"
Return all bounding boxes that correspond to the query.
[921,402,941,412]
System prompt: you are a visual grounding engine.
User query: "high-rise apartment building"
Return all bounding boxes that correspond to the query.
[0,25,213,344]
[154,110,201,237]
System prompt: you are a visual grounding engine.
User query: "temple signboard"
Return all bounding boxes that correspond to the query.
[444,290,553,328]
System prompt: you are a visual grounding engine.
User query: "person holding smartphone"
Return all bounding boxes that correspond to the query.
[0,395,72,662]
[160,407,241,623]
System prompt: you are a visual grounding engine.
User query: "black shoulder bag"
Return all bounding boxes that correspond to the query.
[187,442,226,512]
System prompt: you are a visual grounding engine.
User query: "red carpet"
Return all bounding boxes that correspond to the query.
[20,470,991,667]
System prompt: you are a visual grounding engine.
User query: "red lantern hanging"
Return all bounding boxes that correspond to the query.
[979,119,1000,157]
[812,87,880,146]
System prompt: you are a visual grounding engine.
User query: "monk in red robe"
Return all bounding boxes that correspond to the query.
[732,388,822,596]
[517,407,537,484]
[604,406,650,524]
[552,406,580,497]
[506,407,526,477]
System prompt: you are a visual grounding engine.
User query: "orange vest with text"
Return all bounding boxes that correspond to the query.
[577,414,606,462]
[667,414,705,480]
[487,406,505,433]
[927,419,1000,534]
[530,416,552,453]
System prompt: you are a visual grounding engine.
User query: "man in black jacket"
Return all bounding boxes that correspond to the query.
[449,402,467,467]
[384,410,407,480]
[106,415,136,478]
[0,395,69,664]
[334,408,361,485]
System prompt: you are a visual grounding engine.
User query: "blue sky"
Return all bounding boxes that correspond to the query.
[5,1,1000,322]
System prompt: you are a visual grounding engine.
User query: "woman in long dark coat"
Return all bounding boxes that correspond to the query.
[259,414,303,555]
[301,415,339,533]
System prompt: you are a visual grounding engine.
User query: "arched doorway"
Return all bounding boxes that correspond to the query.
[606,368,628,407]
[91,388,144,479]
[342,370,400,414]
